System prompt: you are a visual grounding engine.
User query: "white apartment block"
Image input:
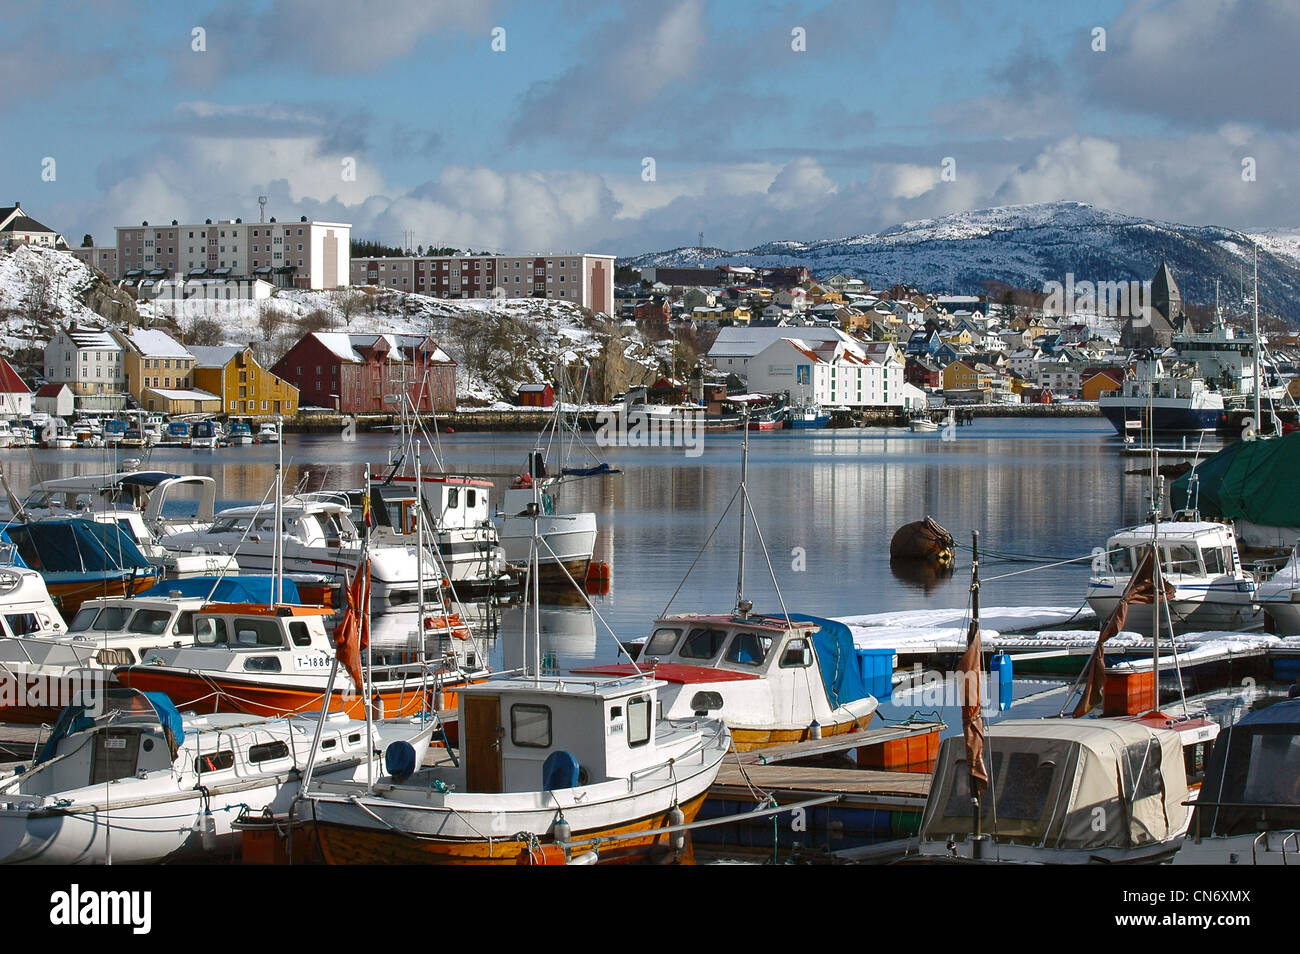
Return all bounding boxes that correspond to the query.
[112,217,350,290]
[351,253,615,313]
[44,327,125,396]
[746,337,923,410]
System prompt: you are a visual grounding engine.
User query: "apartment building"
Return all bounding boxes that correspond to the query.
[43,327,125,396]
[69,245,119,276]
[111,216,350,289]
[351,253,615,313]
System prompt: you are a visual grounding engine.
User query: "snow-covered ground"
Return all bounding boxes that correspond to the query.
[0,244,106,348]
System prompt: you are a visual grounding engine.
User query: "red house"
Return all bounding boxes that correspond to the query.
[634,297,670,323]
[905,356,942,389]
[517,383,554,407]
[271,332,457,413]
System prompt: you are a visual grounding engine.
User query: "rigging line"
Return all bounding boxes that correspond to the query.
[535,532,640,675]
[980,550,1120,584]
[659,483,744,619]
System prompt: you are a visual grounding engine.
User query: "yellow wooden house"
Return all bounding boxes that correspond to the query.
[191,346,300,418]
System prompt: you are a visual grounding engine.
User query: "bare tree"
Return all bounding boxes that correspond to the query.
[257,301,281,341]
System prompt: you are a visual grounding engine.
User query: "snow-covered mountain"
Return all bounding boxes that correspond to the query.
[624,201,1300,321]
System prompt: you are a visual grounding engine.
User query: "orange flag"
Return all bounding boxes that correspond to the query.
[1071,546,1173,718]
[957,619,988,800]
[334,562,371,693]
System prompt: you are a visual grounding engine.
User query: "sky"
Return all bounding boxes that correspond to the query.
[5,0,1299,256]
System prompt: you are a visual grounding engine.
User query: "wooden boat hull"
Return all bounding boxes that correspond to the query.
[313,790,708,865]
[114,669,472,720]
[729,712,874,752]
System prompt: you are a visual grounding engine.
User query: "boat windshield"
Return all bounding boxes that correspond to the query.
[679,628,727,661]
[1208,726,1300,835]
[1163,545,1202,576]
[68,606,130,633]
[725,632,772,667]
[1110,547,1135,574]
[644,627,680,656]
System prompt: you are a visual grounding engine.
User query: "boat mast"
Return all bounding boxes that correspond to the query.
[1253,244,1262,433]
[736,409,750,616]
[274,414,284,606]
[530,452,542,680]
[415,442,425,624]
[1151,473,1162,705]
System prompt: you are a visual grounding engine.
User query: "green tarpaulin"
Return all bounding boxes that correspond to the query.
[1170,432,1300,527]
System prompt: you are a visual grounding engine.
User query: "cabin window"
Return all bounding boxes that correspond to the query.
[644,628,680,656]
[77,606,130,632]
[195,616,228,645]
[997,752,1057,820]
[1121,740,1165,800]
[5,613,40,636]
[127,610,171,635]
[627,696,651,748]
[725,632,772,666]
[447,488,459,509]
[780,638,812,668]
[175,611,195,636]
[211,516,252,534]
[234,617,285,647]
[248,740,289,764]
[679,628,727,660]
[244,656,282,672]
[1109,548,1134,574]
[289,621,312,647]
[466,489,476,508]
[1163,545,1201,576]
[511,704,552,748]
[68,607,100,633]
[1202,547,1225,575]
[195,750,235,774]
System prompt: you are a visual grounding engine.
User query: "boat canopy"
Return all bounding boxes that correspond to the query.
[1192,699,1300,837]
[920,719,1188,851]
[138,575,303,605]
[34,689,184,766]
[1,519,155,574]
[769,612,874,709]
[1171,432,1300,527]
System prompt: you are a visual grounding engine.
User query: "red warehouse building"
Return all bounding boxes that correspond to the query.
[271,332,457,413]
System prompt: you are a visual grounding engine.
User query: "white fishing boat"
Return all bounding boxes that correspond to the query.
[0,689,434,864]
[574,419,878,750]
[1086,520,1260,634]
[497,466,597,582]
[256,422,280,444]
[909,415,939,433]
[115,598,486,720]
[916,718,1197,864]
[1173,698,1300,865]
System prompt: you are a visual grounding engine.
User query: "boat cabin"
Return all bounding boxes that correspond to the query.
[139,603,336,675]
[1098,521,1249,583]
[0,567,66,638]
[388,475,494,532]
[456,675,665,794]
[200,499,359,550]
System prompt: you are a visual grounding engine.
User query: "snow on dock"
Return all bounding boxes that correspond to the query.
[834,605,1279,667]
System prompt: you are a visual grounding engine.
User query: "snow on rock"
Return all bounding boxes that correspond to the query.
[0,244,105,348]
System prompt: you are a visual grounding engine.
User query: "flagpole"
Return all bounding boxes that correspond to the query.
[363,462,374,792]
[969,530,985,859]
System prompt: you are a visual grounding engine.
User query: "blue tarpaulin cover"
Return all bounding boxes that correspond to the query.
[766,612,875,709]
[34,689,186,766]
[139,575,303,604]
[1,519,155,574]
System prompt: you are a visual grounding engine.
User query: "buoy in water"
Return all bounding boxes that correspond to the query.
[890,516,955,566]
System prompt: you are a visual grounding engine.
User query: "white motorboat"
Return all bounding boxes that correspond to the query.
[1173,698,1300,865]
[0,689,434,864]
[1256,545,1300,634]
[909,416,939,433]
[160,496,436,613]
[916,718,1198,864]
[1086,520,1260,634]
[256,422,280,444]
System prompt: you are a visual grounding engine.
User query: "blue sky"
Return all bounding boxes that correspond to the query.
[4,0,1297,254]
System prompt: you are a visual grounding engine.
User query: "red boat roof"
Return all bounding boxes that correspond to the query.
[1116,711,1217,734]
[571,663,760,684]
[389,474,494,489]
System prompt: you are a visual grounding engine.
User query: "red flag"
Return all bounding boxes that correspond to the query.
[1071,545,1173,718]
[957,619,989,800]
[334,562,371,693]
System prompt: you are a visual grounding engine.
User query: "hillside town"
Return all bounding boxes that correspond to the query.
[0,199,1296,440]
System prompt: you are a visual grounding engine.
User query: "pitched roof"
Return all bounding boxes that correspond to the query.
[61,327,119,349]
[142,387,220,401]
[188,345,242,369]
[0,214,59,234]
[35,383,69,398]
[0,359,29,394]
[122,328,192,359]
